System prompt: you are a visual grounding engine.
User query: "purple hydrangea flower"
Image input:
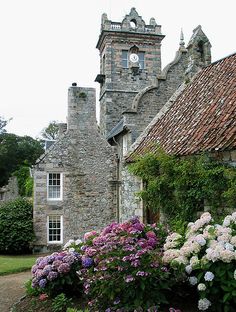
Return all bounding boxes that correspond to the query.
[62,255,75,265]
[47,271,58,281]
[58,263,70,274]
[114,298,120,305]
[82,256,93,268]
[39,278,47,288]
[125,275,134,282]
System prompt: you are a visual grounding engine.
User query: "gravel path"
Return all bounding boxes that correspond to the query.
[0,271,32,312]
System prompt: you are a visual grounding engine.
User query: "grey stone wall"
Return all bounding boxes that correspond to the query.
[120,163,143,222]
[33,86,117,251]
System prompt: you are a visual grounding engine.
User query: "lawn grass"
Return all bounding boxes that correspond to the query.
[0,254,39,276]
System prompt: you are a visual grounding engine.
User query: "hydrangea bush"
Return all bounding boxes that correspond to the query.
[31,249,83,296]
[65,217,181,311]
[163,211,236,311]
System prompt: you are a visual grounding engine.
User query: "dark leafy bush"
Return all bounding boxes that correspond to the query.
[0,198,34,254]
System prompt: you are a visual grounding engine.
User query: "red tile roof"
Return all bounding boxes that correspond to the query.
[126,53,236,162]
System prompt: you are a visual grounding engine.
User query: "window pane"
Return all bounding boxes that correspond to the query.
[48,173,61,199]
[122,50,128,68]
[48,216,62,242]
[139,52,145,69]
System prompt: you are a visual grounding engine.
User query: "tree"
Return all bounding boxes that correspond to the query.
[40,120,60,140]
[0,133,44,187]
[0,116,11,133]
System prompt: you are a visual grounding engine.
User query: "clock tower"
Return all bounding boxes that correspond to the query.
[95,8,165,136]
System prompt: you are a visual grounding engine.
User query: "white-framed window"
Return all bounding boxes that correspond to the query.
[122,50,128,68]
[138,52,145,69]
[47,173,63,200]
[47,215,63,244]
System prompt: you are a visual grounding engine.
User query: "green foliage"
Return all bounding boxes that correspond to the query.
[0,198,34,254]
[41,120,60,140]
[25,279,42,296]
[52,293,72,312]
[13,165,33,197]
[0,133,44,187]
[0,116,11,133]
[129,148,236,225]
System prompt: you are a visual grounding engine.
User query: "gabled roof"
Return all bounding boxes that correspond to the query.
[126,52,236,162]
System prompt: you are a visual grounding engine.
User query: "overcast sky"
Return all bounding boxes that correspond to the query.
[1,0,235,138]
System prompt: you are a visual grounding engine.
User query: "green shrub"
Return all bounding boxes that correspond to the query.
[0,198,34,254]
[25,279,42,297]
[52,293,72,312]
[129,149,236,225]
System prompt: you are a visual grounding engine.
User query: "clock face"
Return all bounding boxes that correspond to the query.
[129,53,139,63]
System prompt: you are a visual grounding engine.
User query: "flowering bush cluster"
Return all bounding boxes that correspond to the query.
[163,211,236,311]
[64,217,181,311]
[31,249,83,296]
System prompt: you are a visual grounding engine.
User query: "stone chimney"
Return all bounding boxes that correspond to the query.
[67,84,97,132]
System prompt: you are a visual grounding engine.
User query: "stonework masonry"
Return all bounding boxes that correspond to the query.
[33,87,117,252]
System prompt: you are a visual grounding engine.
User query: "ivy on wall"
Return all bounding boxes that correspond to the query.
[128,148,236,226]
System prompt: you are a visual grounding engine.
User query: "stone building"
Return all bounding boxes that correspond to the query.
[33,87,117,252]
[125,52,236,217]
[33,8,213,251]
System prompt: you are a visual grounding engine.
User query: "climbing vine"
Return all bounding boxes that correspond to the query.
[128,148,236,226]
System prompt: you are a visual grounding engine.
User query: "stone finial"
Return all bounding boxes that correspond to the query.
[149,17,157,26]
[102,13,108,24]
[130,7,138,16]
[179,28,185,48]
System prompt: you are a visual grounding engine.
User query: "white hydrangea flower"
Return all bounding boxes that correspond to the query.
[173,256,188,265]
[219,249,235,263]
[195,234,206,246]
[189,276,198,285]
[231,212,236,221]
[63,239,75,249]
[185,264,192,275]
[197,283,206,291]
[223,215,232,227]
[225,242,234,251]
[190,255,200,267]
[204,271,214,281]
[198,298,211,310]
[75,238,82,245]
[230,236,236,247]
